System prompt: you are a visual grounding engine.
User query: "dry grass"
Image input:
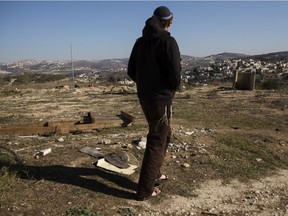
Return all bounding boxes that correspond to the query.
[0,80,287,215]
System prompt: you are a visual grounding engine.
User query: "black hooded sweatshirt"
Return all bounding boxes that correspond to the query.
[127,16,182,106]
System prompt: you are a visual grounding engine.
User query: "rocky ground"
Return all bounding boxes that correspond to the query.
[0,81,287,216]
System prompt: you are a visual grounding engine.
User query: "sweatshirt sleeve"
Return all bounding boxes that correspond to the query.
[166,37,182,90]
[127,41,138,82]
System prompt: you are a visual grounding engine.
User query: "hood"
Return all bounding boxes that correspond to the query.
[142,16,170,40]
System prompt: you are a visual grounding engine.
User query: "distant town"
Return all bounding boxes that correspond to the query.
[0,51,287,86]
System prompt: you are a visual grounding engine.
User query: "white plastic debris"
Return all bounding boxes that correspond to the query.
[35,148,52,158]
[138,136,147,149]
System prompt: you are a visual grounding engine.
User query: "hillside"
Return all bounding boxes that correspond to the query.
[247,51,288,62]
[1,51,288,77]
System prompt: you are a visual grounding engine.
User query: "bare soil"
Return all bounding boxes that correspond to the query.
[0,82,287,216]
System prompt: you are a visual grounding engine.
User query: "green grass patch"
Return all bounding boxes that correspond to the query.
[0,114,33,124]
[0,145,24,193]
[66,206,101,216]
[174,93,281,129]
[167,181,195,197]
[117,207,136,216]
[0,88,22,96]
[227,115,273,129]
[175,102,272,129]
[0,167,18,194]
[12,73,68,85]
[257,79,281,90]
[210,134,288,182]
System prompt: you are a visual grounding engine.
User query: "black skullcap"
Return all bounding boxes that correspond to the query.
[153,6,173,20]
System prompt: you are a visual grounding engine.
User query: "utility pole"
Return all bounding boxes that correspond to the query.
[70,43,75,88]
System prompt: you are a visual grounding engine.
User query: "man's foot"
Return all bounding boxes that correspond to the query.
[151,187,162,197]
[158,174,168,181]
[136,187,162,201]
[155,174,168,186]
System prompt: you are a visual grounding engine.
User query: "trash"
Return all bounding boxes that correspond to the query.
[104,152,129,169]
[79,146,104,159]
[122,151,139,166]
[39,148,51,156]
[35,148,52,158]
[96,151,139,175]
[79,147,139,175]
[96,158,137,175]
[134,136,147,149]
[117,111,135,127]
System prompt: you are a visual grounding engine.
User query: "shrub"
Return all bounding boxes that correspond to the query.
[66,206,101,216]
[13,73,68,84]
[258,79,280,90]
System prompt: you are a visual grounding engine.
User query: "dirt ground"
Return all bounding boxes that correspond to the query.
[0,82,287,216]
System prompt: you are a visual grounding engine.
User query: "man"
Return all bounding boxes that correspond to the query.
[127,6,182,200]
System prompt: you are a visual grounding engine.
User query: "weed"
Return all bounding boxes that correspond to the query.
[117,207,136,216]
[66,206,101,216]
[0,145,24,189]
[258,79,281,90]
[167,181,194,197]
[11,73,68,85]
[0,76,12,85]
[0,114,32,124]
[0,167,18,194]
[1,144,22,164]
[210,134,288,182]
[228,115,273,129]
[0,88,22,96]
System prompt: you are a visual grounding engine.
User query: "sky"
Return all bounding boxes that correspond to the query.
[0,1,288,63]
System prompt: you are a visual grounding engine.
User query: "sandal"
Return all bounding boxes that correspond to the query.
[155,174,168,186]
[136,187,162,201]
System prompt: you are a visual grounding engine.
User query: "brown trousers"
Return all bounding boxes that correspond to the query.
[137,104,171,197]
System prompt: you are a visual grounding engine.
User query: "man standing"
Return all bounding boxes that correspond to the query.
[128,6,182,200]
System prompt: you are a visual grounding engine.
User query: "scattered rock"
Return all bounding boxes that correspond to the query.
[256,158,263,162]
[182,163,190,168]
[56,137,65,142]
[185,131,195,135]
[98,139,111,145]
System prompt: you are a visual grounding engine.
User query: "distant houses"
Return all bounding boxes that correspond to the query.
[181,57,288,86]
[1,54,287,87]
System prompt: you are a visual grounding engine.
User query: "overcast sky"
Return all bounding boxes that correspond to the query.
[1,1,288,63]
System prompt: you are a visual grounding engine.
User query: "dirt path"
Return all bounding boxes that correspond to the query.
[129,169,288,215]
